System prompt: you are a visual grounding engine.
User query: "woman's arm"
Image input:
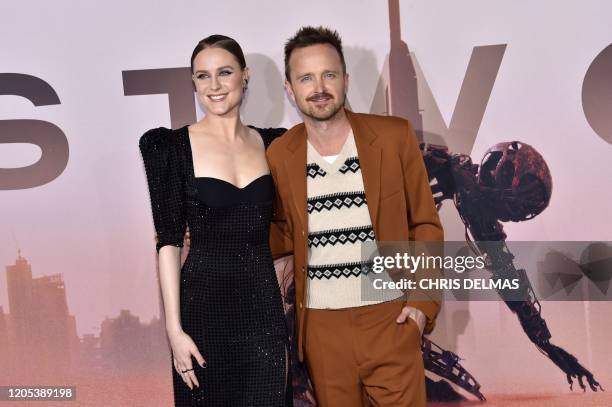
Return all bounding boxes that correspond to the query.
[158,245,205,390]
[158,246,182,335]
[139,128,203,389]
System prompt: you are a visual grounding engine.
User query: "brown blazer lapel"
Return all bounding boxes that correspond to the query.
[284,124,308,233]
[346,111,381,227]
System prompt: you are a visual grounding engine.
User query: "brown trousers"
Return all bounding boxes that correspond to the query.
[303,300,426,407]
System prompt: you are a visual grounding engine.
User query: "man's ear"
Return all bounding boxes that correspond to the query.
[344,72,349,93]
[285,79,296,103]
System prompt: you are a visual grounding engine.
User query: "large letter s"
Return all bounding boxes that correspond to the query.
[0,73,68,190]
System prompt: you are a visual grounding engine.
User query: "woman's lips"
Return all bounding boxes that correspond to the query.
[208,94,227,102]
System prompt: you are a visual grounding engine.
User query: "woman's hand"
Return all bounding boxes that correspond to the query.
[167,329,206,390]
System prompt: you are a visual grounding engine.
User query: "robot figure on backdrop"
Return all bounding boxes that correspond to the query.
[418,140,602,401]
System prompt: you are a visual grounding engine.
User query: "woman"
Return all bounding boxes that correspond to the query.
[139,35,290,406]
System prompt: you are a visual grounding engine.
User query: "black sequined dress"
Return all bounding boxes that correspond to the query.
[139,126,290,406]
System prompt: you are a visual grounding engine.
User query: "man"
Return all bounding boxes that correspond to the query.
[268,26,443,406]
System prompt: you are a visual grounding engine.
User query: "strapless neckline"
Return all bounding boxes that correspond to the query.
[194,174,271,190]
[193,174,273,207]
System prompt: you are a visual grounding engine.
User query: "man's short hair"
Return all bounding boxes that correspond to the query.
[284,26,346,81]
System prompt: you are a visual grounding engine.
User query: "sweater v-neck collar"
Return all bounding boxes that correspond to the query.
[307,128,355,174]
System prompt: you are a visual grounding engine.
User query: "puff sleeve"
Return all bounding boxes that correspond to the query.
[256,127,287,149]
[139,128,187,253]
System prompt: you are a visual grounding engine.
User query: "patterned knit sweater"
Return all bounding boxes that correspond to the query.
[306,130,403,309]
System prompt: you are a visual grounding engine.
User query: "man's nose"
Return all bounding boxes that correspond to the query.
[313,77,325,93]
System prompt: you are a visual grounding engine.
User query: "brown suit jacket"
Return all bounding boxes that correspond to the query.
[267,110,444,361]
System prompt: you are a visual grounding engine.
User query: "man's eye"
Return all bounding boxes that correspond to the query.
[300,75,311,82]
[325,73,336,79]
